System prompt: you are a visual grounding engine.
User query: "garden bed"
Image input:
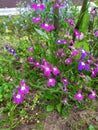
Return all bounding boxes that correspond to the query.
[0,0,98,130]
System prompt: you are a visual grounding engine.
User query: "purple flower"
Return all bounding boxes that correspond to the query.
[74,90,84,102]
[78,61,89,71]
[40,23,54,32]
[65,19,74,26]
[65,58,72,65]
[62,78,68,86]
[91,69,97,78]
[29,61,40,68]
[53,3,63,8]
[88,90,96,100]
[80,49,90,60]
[63,84,68,93]
[94,31,98,37]
[52,66,60,76]
[77,47,90,60]
[90,9,96,17]
[9,49,16,54]
[74,29,84,40]
[32,17,41,23]
[34,62,40,68]
[5,45,10,50]
[31,3,45,10]
[87,59,93,64]
[27,47,34,52]
[60,52,66,57]
[43,66,51,77]
[71,49,78,58]
[18,85,29,95]
[55,39,67,44]
[61,98,68,105]
[13,93,24,105]
[70,40,75,45]
[27,57,34,62]
[20,79,25,86]
[47,78,56,87]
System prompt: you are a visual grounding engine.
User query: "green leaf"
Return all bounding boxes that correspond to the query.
[34,28,49,40]
[20,109,26,116]
[56,103,62,112]
[43,93,55,100]
[61,108,68,119]
[88,125,95,130]
[46,105,54,112]
[75,41,89,52]
[80,12,90,32]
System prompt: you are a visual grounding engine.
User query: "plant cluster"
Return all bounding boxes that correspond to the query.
[0,0,98,129]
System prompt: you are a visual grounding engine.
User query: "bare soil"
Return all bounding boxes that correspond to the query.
[14,100,98,130]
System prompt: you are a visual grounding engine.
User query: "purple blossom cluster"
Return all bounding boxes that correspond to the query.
[31,3,45,10]
[55,39,67,45]
[53,3,64,8]
[32,17,41,23]
[28,57,60,87]
[5,45,16,55]
[74,29,84,40]
[31,3,54,32]
[94,31,98,37]
[77,47,90,71]
[10,3,98,106]
[13,80,29,105]
[65,19,74,27]
[74,89,96,102]
[40,23,54,32]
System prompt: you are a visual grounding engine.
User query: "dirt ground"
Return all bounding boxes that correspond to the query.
[13,100,98,130]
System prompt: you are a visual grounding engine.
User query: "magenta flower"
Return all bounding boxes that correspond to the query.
[70,40,75,45]
[29,61,40,68]
[55,39,67,44]
[65,19,74,26]
[43,66,51,77]
[65,58,72,65]
[88,90,96,100]
[18,85,29,95]
[13,93,24,105]
[20,79,25,86]
[74,29,84,40]
[27,47,34,52]
[52,66,60,76]
[61,98,68,105]
[74,90,84,102]
[34,62,40,68]
[94,31,98,37]
[47,78,56,87]
[71,49,78,58]
[40,23,54,32]
[31,3,45,10]
[87,59,93,64]
[60,52,66,57]
[78,61,89,71]
[91,68,97,78]
[62,78,68,86]
[32,17,41,23]
[90,9,96,17]
[53,3,63,8]
[27,57,34,62]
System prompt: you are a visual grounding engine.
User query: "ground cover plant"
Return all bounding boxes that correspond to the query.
[0,0,98,129]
